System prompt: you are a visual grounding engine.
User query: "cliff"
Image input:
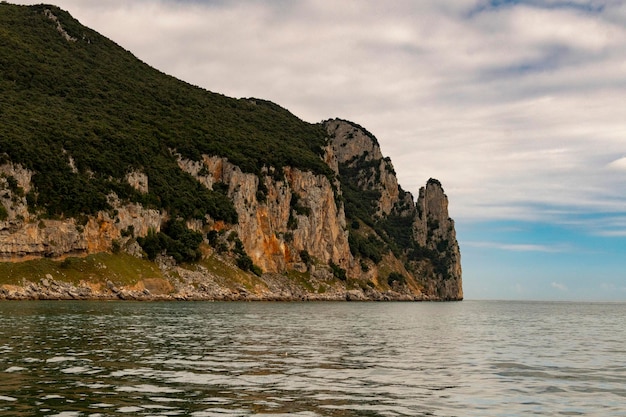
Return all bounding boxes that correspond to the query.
[0,3,461,301]
[327,120,462,300]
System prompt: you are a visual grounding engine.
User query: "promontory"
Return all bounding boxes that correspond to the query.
[0,3,462,301]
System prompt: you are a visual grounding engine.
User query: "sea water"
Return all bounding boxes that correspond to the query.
[0,300,624,416]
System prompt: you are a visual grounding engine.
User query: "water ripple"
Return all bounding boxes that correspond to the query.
[0,301,625,416]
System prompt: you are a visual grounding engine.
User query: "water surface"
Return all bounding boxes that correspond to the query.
[0,301,624,416]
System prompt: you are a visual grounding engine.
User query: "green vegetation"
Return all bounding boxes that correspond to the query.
[5,176,23,197]
[203,230,262,275]
[235,254,263,276]
[285,269,317,293]
[338,154,382,228]
[0,253,162,286]
[337,149,400,266]
[229,234,262,275]
[387,272,406,286]
[329,261,347,281]
[299,249,311,266]
[336,121,454,281]
[406,243,453,280]
[290,193,311,216]
[348,232,385,263]
[136,219,203,263]
[330,118,381,147]
[427,178,442,187]
[0,3,330,222]
[376,211,415,253]
[199,254,267,292]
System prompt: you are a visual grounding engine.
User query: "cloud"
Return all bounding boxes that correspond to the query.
[607,156,626,171]
[465,241,570,252]
[571,215,626,238]
[600,283,626,292]
[551,281,568,291]
[596,230,626,237]
[16,0,626,232]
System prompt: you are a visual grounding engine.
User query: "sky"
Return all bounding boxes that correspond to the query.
[17,0,626,301]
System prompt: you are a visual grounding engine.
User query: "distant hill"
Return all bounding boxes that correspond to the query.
[0,3,462,301]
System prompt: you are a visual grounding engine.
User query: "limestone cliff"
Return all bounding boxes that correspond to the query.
[1,163,165,259]
[177,155,352,274]
[326,119,463,300]
[414,179,463,300]
[326,119,400,217]
[0,126,462,301]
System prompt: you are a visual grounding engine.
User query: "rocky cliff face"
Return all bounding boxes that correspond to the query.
[1,129,461,301]
[326,119,463,300]
[1,163,165,259]
[326,119,400,217]
[177,155,352,274]
[415,180,463,300]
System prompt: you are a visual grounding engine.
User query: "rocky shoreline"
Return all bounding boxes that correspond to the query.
[0,274,436,302]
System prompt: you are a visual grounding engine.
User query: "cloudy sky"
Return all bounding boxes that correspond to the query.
[19,0,626,300]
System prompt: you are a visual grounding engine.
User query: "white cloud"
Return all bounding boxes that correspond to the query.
[16,0,626,230]
[551,282,568,291]
[570,215,626,238]
[595,229,626,237]
[607,156,626,171]
[465,241,570,253]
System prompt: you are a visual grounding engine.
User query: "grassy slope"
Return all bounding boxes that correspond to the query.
[0,253,162,286]
[0,252,356,298]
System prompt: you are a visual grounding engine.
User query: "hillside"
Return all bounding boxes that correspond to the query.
[0,3,462,301]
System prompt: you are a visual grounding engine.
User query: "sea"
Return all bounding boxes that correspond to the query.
[0,300,624,416]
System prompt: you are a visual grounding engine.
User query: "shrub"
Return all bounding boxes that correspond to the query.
[0,204,8,221]
[256,180,268,203]
[290,193,311,216]
[6,176,24,197]
[137,228,161,261]
[299,249,311,265]
[359,259,370,272]
[387,272,406,286]
[137,220,203,263]
[236,254,254,271]
[436,239,450,253]
[121,225,134,238]
[287,212,298,230]
[251,264,263,277]
[216,243,228,254]
[237,251,263,276]
[329,261,347,281]
[348,233,385,264]
[233,238,246,256]
[207,230,218,245]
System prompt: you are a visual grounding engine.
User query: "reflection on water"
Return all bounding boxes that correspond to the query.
[0,301,625,416]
